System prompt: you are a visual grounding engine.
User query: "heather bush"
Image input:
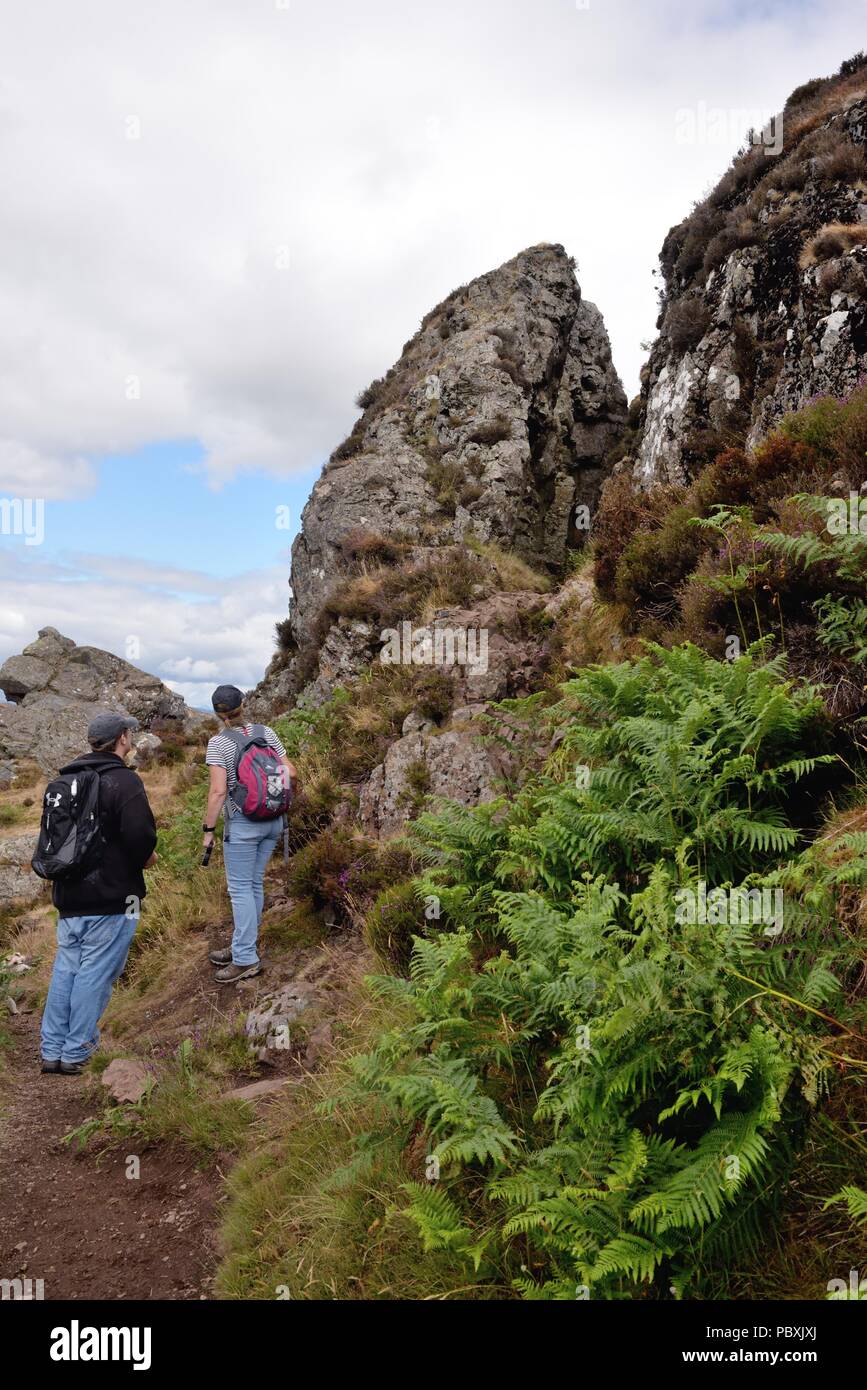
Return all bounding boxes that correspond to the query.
[613,505,706,620]
[282,825,408,929]
[664,297,711,354]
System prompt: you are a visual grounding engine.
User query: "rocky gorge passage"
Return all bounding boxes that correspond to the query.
[248,63,867,829]
[2,56,867,1307]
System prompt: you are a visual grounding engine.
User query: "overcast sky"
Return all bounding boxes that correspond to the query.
[1,0,865,708]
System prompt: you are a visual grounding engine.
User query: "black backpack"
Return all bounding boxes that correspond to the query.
[31,769,103,881]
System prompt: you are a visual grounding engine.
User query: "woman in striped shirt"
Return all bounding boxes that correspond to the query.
[203,684,297,982]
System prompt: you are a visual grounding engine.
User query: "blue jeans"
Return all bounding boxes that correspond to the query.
[223,816,281,965]
[40,913,138,1065]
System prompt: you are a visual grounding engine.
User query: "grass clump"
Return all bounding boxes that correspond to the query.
[315,549,491,638]
[466,537,552,593]
[273,666,455,789]
[65,1037,252,1165]
[215,960,501,1300]
[364,880,425,974]
[800,223,867,269]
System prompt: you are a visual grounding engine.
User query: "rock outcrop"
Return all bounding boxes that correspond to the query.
[636,62,867,486]
[0,834,42,904]
[251,243,626,711]
[359,705,514,838]
[0,627,188,773]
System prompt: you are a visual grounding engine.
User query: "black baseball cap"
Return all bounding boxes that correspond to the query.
[211,684,245,714]
[87,712,139,745]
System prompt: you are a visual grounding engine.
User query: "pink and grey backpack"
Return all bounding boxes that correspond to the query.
[225,725,292,821]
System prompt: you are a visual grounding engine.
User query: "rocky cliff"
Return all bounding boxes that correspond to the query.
[0,627,189,774]
[247,58,867,835]
[636,55,867,486]
[253,243,626,711]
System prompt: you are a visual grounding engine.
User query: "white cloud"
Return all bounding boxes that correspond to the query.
[3,0,866,501]
[0,549,287,710]
[0,442,95,500]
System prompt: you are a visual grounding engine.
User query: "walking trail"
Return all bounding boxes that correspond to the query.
[0,1006,218,1301]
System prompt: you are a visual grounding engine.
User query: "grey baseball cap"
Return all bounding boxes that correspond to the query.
[87,712,139,745]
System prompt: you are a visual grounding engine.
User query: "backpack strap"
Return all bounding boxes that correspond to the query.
[222,727,252,813]
[223,724,267,752]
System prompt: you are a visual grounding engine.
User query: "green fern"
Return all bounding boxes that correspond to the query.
[333,644,867,1299]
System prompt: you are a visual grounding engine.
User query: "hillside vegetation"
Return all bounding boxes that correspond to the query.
[216,644,867,1299]
[6,53,867,1293]
[5,380,854,1301]
[4,359,865,1309]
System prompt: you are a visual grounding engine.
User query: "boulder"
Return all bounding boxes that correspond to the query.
[0,628,189,773]
[225,1077,294,1104]
[244,982,315,1052]
[0,834,42,904]
[426,591,550,704]
[2,953,33,975]
[100,1058,150,1105]
[130,732,162,767]
[303,1021,333,1067]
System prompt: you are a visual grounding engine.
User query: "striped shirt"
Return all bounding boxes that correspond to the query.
[205,724,287,817]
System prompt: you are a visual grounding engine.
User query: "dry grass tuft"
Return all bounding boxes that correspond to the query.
[799,222,867,268]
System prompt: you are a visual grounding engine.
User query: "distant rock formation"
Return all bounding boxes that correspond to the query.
[250,242,626,712]
[0,627,188,773]
[0,833,43,904]
[636,61,867,486]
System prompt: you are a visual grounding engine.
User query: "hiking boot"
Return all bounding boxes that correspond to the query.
[40,1058,61,1074]
[59,1060,85,1076]
[214,961,262,984]
[208,947,233,966]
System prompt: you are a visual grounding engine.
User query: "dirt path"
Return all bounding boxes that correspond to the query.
[0,1009,219,1301]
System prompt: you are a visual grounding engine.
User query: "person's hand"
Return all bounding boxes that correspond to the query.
[203,832,215,851]
[144,851,158,868]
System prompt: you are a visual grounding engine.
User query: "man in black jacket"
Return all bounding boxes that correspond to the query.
[40,713,158,1075]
